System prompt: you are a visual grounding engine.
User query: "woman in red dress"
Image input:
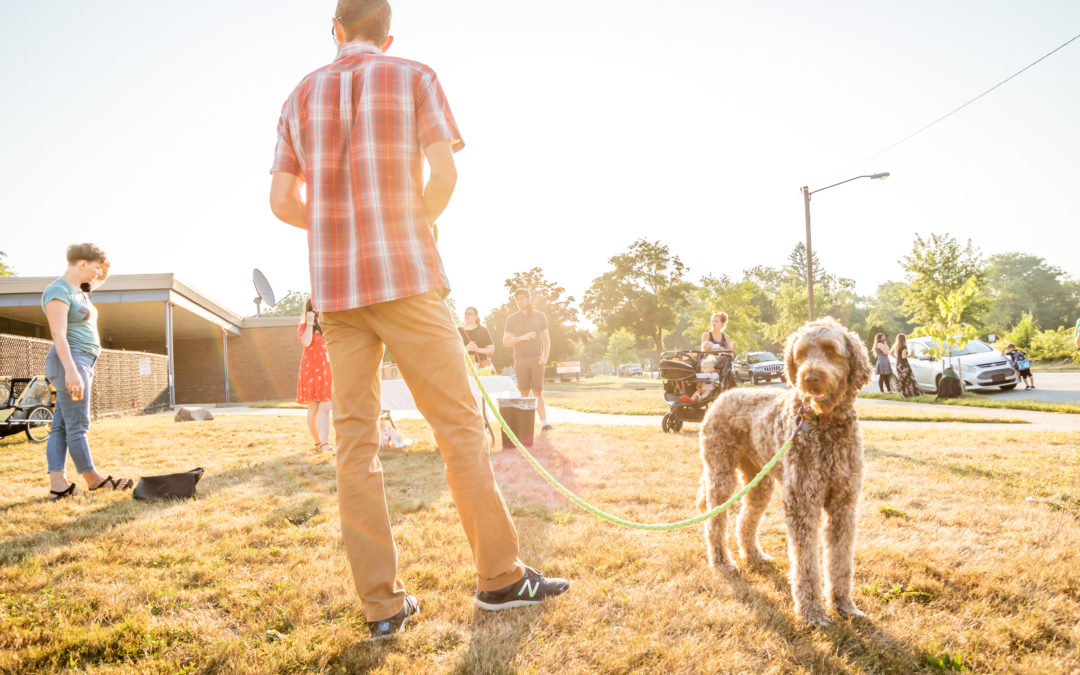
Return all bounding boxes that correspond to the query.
[297,298,332,451]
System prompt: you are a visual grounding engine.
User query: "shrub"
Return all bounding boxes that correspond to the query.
[1027,326,1079,362]
[1001,312,1037,350]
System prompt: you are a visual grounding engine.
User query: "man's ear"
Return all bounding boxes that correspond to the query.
[381,35,394,52]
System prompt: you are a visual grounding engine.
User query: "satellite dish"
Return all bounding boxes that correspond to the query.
[252,269,277,316]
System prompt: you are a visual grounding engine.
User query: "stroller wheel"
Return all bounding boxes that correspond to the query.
[669,415,684,432]
[661,412,674,433]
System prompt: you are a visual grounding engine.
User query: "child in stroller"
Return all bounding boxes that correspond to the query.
[659,349,736,432]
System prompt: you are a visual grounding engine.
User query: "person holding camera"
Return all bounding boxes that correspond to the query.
[41,243,134,499]
[298,298,333,452]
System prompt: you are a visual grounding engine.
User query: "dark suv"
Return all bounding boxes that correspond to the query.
[733,351,784,385]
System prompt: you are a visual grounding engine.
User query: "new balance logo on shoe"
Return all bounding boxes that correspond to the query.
[519,578,540,598]
[476,565,570,610]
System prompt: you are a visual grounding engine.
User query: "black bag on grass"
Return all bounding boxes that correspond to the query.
[935,368,963,400]
[133,467,205,501]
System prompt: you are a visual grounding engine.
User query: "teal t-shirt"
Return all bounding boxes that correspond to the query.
[41,278,101,357]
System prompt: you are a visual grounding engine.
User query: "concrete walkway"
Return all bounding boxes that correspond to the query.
[186,398,1080,432]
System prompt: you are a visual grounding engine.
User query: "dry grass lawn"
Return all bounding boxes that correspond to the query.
[1,414,1077,673]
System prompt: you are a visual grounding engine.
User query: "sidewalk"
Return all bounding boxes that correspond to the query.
[189,399,1080,432]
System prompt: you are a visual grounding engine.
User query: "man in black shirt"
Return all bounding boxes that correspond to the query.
[503,289,552,430]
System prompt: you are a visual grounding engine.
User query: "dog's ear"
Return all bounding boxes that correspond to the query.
[844,328,873,390]
[784,327,802,385]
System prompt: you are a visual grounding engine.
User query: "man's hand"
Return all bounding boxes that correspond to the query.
[522,331,536,341]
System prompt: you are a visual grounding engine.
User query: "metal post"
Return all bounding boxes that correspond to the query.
[802,186,815,321]
[165,301,175,409]
[221,326,230,404]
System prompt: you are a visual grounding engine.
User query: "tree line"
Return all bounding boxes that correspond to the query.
[477,235,1080,371]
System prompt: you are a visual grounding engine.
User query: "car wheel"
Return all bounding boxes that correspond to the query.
[750,373,758,386]
[999,383,1017,391]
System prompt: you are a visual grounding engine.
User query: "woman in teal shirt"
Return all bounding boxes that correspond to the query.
[41,243,133,499]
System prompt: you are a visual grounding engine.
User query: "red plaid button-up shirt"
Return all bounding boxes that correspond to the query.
[272,41,464,312]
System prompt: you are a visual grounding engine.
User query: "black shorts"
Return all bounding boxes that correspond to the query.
[1019,368,1032,377]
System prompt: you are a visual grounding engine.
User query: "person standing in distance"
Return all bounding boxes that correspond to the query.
[268,0,567,641]
[503,289,552,431]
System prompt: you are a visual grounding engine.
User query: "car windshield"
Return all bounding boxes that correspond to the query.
[918,339,993,357]
[747,353,778,364]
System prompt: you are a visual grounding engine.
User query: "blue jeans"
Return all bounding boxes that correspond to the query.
[44,347,97,474]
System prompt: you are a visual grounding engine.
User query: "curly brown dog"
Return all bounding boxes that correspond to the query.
[698,317,873,627]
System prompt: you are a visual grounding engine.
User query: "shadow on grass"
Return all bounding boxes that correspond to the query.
[865,446,1004,480]
[725,561,921,671]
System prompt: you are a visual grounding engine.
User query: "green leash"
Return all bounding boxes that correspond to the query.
[462,353,801,531]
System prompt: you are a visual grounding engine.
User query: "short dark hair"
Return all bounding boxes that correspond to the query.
[513,288,531,299]
[66,243,107,265]
[335,0,392,43]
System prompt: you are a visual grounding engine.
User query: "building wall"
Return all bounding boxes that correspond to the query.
[226,325,302,404]
[173,335,227,405]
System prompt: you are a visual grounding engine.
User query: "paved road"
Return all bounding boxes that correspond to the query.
[861,369,1080,403]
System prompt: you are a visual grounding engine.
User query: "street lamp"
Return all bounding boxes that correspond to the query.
[801,172,889,321]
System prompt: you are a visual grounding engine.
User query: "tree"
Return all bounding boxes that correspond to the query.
[1000,311,1037,350]
[762,244,857,343]
[484,267,585,369]
[583,239,695,361]
[912,276,982,387]
[900,233,987,328]
[605,330,637,369]
[0,251,15,277]
[983,252,1076,334]
[863,281,912,344]
[692,274,763,352]
[264,291,310,316]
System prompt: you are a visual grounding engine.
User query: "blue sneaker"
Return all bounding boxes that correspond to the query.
[475,566,569,610]
[366,595,419,641]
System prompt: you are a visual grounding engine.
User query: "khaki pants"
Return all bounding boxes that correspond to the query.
[321,290,524,621]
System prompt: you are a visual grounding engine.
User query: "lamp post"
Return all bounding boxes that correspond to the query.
[801,172,889,321]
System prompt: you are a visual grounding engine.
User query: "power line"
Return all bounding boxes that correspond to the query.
[831,31,1080,179]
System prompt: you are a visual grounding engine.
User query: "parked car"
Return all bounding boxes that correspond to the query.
[618,363,644,377]
[902,337,1019,393]
[733,351,785,385]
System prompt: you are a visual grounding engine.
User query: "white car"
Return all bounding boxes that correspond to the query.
[903,337,1019,393]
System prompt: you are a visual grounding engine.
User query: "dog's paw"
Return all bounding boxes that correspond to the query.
[742,549,774,564]
[833,600,866,619]
[797,607,832,628]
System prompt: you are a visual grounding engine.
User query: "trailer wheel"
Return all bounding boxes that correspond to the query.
[25,406,53,442]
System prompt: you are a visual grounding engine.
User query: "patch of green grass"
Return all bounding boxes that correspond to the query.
[879,505,912,519]
[544,375,662,392]
[858,391,1080,415]
[865,580,936,603]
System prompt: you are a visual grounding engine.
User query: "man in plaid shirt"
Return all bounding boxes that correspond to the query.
[269,0,568,641]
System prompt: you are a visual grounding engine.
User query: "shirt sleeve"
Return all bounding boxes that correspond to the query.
[41,284,71,307]
[271,98,304,177]
[416,70,464,152]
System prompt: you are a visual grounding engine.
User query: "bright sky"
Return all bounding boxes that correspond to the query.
[2,1,1078,321]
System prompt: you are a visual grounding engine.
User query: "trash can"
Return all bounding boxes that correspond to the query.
[498,397,537,449]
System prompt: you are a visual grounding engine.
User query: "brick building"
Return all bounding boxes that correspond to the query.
[0,274,302,409]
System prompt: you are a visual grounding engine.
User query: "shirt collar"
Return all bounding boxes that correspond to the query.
[335,41,385,61]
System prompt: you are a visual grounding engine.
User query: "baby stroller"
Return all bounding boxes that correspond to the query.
[658,349,736,432]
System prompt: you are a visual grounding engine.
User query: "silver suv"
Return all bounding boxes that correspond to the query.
[903,337,1019,393]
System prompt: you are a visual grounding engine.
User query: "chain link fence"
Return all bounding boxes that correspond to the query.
[0,333,169,418]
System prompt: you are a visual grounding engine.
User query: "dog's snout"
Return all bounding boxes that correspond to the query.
[803,370,823,385]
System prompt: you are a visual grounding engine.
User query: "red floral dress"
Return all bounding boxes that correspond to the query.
[296,323,332,403]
